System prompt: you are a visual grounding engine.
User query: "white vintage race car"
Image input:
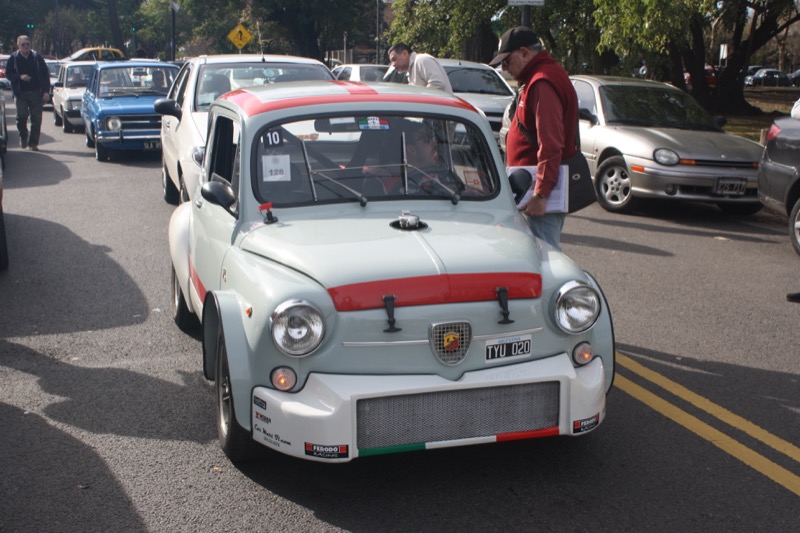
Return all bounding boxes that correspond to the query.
[169,80,615,463]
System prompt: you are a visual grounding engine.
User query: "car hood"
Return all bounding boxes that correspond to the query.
[609,126,763,160]
[239,211,538,289]
[95,96,164,113]
[454,92,513,115]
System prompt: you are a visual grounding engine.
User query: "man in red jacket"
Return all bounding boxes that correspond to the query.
[491,27,578,250]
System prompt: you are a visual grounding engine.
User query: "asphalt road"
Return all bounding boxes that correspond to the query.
[0,93,797,532]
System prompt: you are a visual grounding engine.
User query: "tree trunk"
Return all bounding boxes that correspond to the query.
[106,0,124,51]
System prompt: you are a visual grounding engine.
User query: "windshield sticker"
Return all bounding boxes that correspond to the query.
[263,129,283,147]
[262,154,291,182]
[358,117,390,130]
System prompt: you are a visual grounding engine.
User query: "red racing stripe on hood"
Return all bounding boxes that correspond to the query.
[327,272,541,311]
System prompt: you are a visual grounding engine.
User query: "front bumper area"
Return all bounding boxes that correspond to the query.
[96,128,161,150]
[251,354,607,462]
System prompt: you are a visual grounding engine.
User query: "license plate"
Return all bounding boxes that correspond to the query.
[714,177,747,195]
[144,140,161,150]
[485,334,532,362]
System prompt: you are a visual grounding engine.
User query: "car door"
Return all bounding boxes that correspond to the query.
[188,111,241,313]
[81,67,99,133]
[162,62,192,185]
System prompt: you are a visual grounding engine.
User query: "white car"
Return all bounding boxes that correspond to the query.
[331,64,388,82]
[168,81,615,464]
[52,61,94,133]
[154,54,333,204]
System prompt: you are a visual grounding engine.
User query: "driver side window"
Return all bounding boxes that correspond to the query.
[207,115,241,214]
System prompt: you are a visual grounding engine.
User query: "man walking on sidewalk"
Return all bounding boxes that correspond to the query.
[6,35,51,151]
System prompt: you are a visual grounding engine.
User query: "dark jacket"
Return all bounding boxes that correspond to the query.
[6,49,51,98]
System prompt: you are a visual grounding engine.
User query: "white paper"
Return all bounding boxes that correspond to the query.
[262,154,292,182]
[507,165,569,213]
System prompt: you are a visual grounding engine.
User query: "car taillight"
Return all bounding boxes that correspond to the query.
[766,124,781,142]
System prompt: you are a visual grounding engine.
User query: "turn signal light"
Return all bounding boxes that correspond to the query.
[572,342,594,366]
[271,367,297,391]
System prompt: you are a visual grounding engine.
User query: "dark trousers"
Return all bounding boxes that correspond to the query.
[16,90,44,147]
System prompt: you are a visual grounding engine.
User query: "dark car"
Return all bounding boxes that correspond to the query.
[757,116,800,255]
[745,68,791,87]
[788,69,800,87]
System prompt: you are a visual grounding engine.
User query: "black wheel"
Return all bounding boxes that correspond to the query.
[0,208,8,271]
[53,108,62,127]
[171,263,198,331]
[62,110,74,133]
[717,202,762,216]
[162,160,179,205]
[215,319,258,462]
[790,197,800,257]
[85,128,95,148]
[595,155,639,213]
[95,138,109,162]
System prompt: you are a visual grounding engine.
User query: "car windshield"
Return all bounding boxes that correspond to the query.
[599,85,720,131]
[358,65,388,81]
[195,63,332,109]
[46,62,60,77]
[65,65,93,88]
[98,65,177,96]
[445,66,512,96]
[253,113,499,206]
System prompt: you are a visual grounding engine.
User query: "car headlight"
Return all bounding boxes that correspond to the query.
[270,299,326,356]
[554,281,600,334]
[653,148,679,166]
[106,116,122,131]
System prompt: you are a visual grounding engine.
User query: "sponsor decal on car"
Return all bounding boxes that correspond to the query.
[253,396,267,410]
[305,442,349,459]
[573,413,600,434]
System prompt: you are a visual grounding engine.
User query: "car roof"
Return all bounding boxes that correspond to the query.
[570,74,679,90]
[93,60,178,69]
[189,54,327,66]
[218,80,476,117]
[437,58,494,70]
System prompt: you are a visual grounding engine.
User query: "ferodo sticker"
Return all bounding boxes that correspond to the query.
[253,396,267,410]
[305,442,349,459]
[573,414,600,434]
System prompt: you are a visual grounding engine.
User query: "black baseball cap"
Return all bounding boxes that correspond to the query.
[489,26,540,67]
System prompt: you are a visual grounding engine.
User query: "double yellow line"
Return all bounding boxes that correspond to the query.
[615,352,800,497]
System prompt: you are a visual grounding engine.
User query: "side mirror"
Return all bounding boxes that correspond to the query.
[53,81,63,88]
[579,108,598,125]
[154,98,181,120]
[201,178,237,216]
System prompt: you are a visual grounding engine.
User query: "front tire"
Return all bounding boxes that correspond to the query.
[62,110,74,133]
[790,197,800,257]
[53,108,62,127]
[85,128,95,148]
[162,160,179,205]
[95,138,109,162]
[595,155,639,213]
[171,263,198,331]
[215,319,257,463]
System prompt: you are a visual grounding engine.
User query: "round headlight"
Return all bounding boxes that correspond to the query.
[654,148,679,166]
[106,116,122,131]
[554,281,601,334]
[270,300,325,356]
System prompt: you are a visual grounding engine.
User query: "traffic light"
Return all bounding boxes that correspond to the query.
[131,27,137,33]
[26,23,34,29]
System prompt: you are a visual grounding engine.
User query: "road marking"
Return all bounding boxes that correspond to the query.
[615,359,800,497]
[617,353,800,464]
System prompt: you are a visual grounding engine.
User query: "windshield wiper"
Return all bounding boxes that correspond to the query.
[310,169,368,206]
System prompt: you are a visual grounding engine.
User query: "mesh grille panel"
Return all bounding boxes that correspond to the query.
[357,382,560,449]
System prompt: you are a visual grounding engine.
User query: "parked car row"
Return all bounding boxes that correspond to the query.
[744,68,792,87]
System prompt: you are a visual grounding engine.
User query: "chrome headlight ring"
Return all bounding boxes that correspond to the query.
[270,299,326,357]
[654,148,679,166]
[554,281,601,334]
[106,116,122,132]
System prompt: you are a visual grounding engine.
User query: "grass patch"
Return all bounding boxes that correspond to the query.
[725,88,799,143]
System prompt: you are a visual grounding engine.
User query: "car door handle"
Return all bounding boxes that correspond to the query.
[195,198,203,208]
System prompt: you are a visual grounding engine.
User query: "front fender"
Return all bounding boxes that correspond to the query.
[203,290,252,432]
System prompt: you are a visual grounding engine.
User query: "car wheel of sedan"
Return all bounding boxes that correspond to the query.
[162,161,179,205]
[215,319,257,463]
[53,108,62,127]
[95,138,110,162]
[595,156,639,213]
[171,263,198,331]
[717,202,762,216]
[790,197,800,257]
[85,129,95,148]
[0,208,8,271]
[62,110,74,133]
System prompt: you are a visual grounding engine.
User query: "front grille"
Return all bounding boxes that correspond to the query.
[691,160,758,169]
[357,381,560,449]
[120,114,161,130]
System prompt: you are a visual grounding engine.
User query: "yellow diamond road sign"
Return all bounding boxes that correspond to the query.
[228,24,253,50]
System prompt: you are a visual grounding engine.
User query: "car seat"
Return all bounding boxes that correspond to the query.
[202,74,232,100]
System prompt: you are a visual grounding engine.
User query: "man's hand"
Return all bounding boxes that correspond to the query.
[518,193,547,217]
[20,74,31,82]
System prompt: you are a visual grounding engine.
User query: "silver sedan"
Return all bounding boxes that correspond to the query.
[572,75,763,215]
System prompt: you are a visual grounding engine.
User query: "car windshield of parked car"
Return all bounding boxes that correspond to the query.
[254,114,499,206]
[600,85,720,131]
[99,65,177,96]
[445,67,513,96]
[46,61,60,77]
[65,65,93,88]
[195,63,332,109]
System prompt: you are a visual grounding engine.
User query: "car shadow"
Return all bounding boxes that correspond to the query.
[0,401,147,531]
